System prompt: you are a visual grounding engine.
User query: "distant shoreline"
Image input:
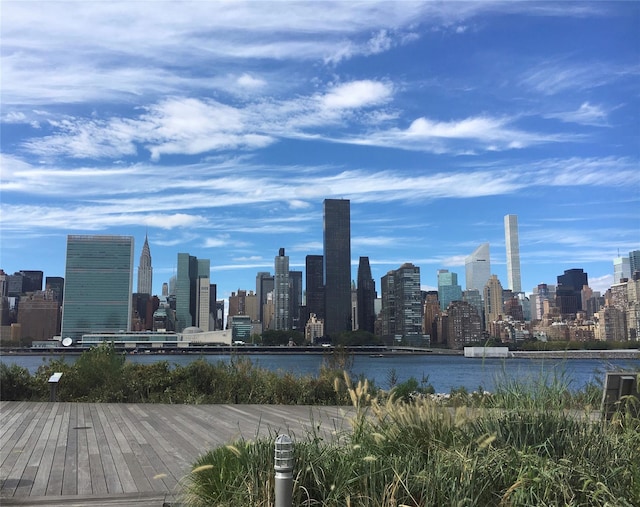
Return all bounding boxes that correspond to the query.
[1,346,638,361]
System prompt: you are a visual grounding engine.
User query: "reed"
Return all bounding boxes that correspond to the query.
[181,374,640,506]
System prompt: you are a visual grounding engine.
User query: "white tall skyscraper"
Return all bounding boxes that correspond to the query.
[504,214,522,293]
[465,242,491,291]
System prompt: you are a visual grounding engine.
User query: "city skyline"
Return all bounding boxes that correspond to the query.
[2,2,639,300]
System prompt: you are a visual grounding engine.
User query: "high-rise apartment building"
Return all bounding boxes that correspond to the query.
[61,235,134,340]
[533,283,555,320]
[255,271,272,324]
[45,276,64,305]
[628,250,640,277]
[446,300,482,349]
[274,248,290,330]
[422,291,441,343]
[323,199,352,337]
[356,256,376,334]
[175,253,210,332]
[381,263,422,339]
[465,243,491,292]
[437,269,462,311]
[462,289,484,328]
[17,290,60,341]
[137,234,153,295]
[483,274,504,324]
[504,214,522,293]
[289,270,303,330]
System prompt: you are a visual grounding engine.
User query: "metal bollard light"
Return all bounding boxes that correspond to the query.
[274,434,294,507]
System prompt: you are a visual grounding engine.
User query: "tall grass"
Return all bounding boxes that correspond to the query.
[181,374,640,506]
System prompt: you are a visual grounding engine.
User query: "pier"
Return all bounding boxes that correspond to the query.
[0,402,353,506]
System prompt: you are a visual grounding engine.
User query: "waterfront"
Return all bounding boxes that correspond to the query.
[2,352,638,393]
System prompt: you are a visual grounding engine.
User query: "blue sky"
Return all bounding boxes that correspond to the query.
[1,1,638,300]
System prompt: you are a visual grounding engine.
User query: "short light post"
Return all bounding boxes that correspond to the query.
[274,434,294,507]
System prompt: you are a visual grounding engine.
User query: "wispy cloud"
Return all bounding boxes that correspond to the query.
[544,102,610,126]
[2,155,635,237]
[520,60,638,95]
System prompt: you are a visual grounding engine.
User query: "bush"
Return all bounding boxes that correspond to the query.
[0,363,38,400]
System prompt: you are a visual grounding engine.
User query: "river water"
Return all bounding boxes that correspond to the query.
[3,352,639,393]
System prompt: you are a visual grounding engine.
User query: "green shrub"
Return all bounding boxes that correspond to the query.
[0,363,37,400]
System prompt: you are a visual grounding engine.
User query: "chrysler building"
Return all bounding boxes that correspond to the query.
[137,234,153,295]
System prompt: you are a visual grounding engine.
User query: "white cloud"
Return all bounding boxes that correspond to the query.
[368,30,393,54]
[344,114,571,153]
[236,73,267,89]
[590,274,615,294]
[544,102,610,126]
[321,80,393,110]
[520,60,638,95]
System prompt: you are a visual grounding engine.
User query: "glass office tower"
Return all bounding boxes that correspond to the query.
[323,199,351,337]
[357,256,376,334]
[61,235,134,340]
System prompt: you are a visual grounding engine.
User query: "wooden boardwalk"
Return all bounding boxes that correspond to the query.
[0,402,354,506]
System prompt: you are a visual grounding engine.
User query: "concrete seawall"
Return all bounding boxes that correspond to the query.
[509,350,640,360]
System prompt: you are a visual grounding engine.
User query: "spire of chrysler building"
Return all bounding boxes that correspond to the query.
[137,233,153,295]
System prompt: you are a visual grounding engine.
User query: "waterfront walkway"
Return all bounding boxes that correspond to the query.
[0,402,354,506]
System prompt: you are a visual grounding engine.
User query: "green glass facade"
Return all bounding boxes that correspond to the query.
[61,235,134,340]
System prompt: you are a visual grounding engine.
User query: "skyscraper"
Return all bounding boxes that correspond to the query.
[483,274,504,323]
[629,250,640,277]
[274,248,290,330]
[381,263,422,338]
[305,255,324,320]
[323,199,351,337]
[357,256,376,334]
[137,234,153,295]
[45,276,64,305]
[175,253,210,332]
[504,214,522,293]
[256,271,273,324]
[613,256,631,283]
[437,269,462,311]
[289,270,303,330]
[556,268,588,318]
[61,235,134,340]
[19,270,43,293]
[465,243,491,292]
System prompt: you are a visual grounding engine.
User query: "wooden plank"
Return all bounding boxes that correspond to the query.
[76,404,93,495]
[1,402,43,466]
[1,403,51,496]
[111,406,172,491]
[30,408,64,496]
[85,404,108,496]
[61,403,79,495]
[45,403,70,495]
[14,404,59,496]
[92,404,125,494]
[105,405,153,493]
[0,401,28,443]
